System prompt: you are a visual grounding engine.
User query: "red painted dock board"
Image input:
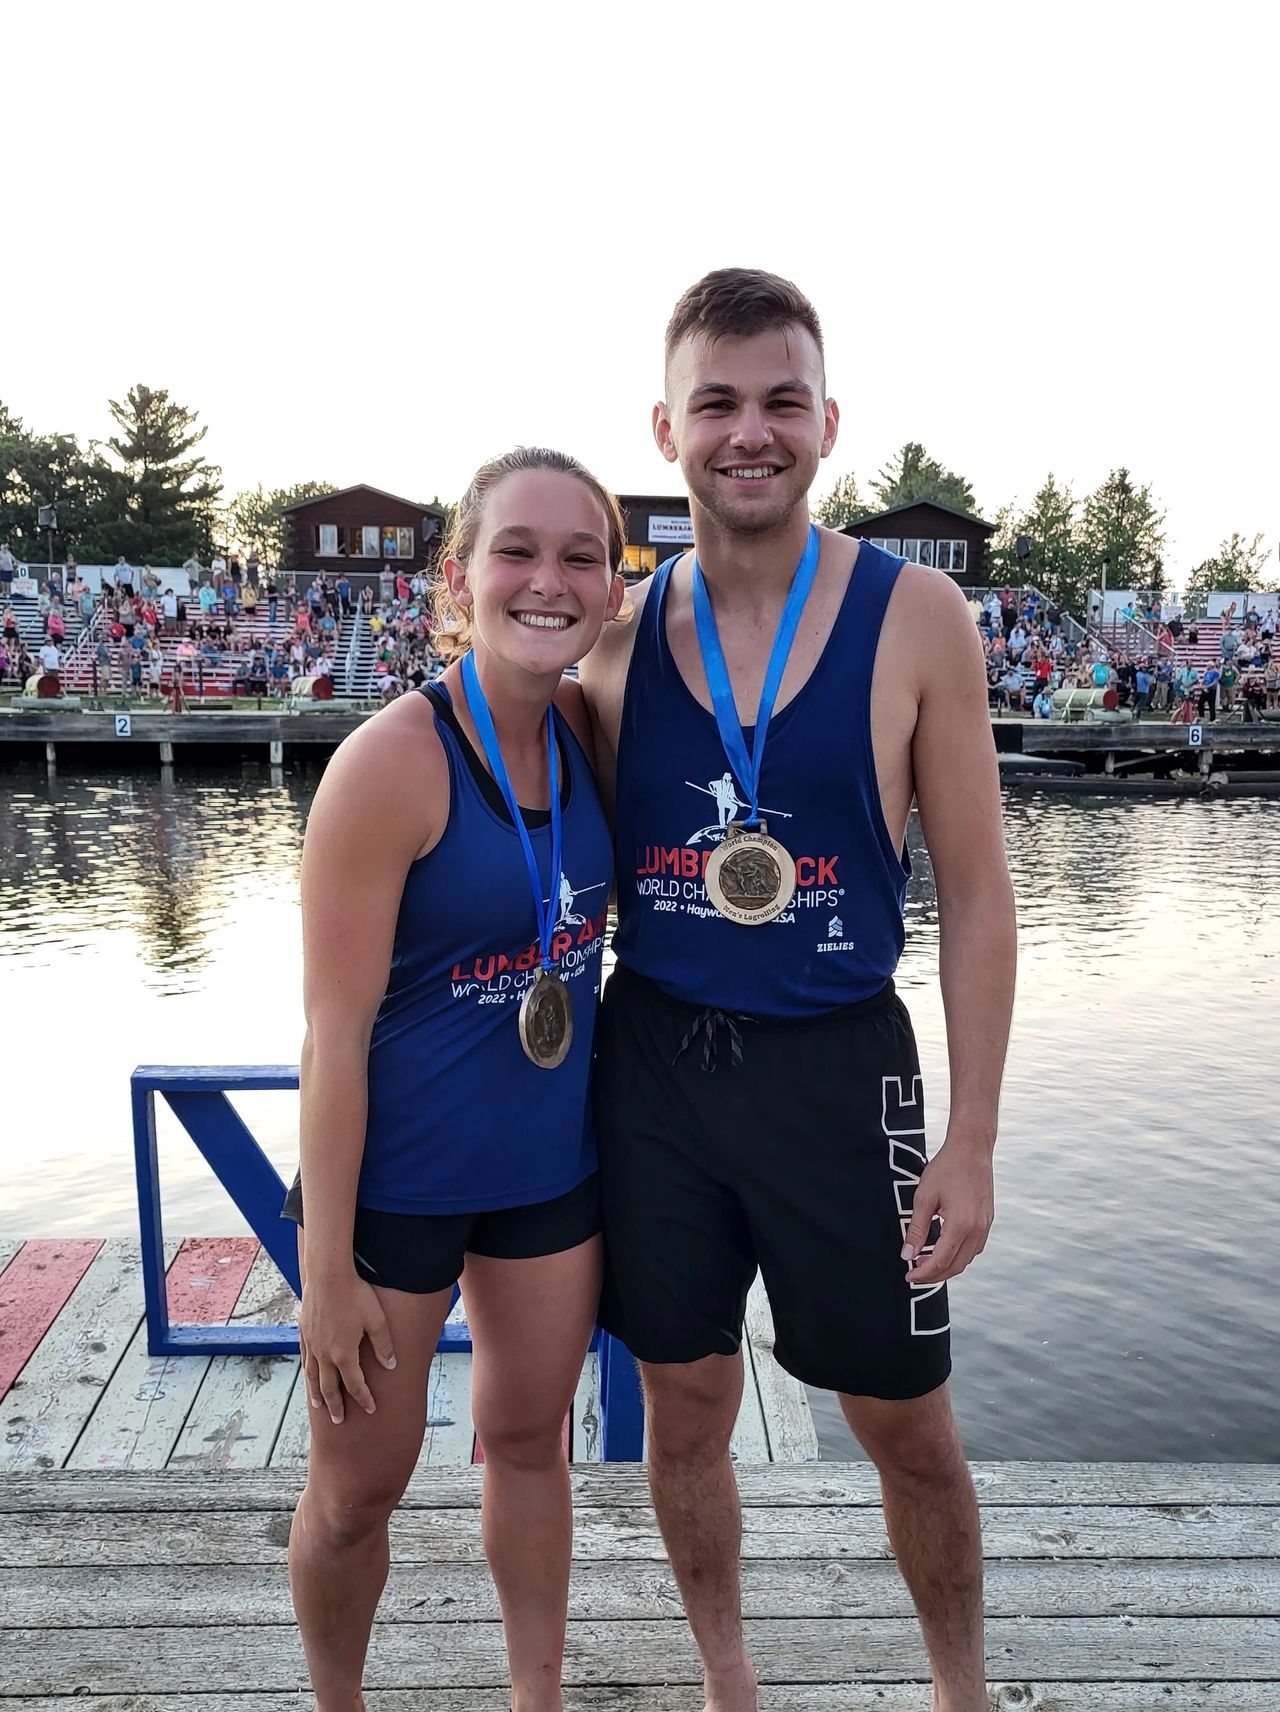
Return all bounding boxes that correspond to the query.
[0,1239,104,1400]
[472,1413,572,1464]
[166,1237,260,1323]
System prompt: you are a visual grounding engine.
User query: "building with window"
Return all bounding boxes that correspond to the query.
[616,493,693,579]
[282,485,449,585]
[842,500,996,585]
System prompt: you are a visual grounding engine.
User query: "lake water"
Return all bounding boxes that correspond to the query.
[2,759,1276,1462]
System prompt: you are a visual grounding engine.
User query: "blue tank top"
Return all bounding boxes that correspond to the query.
[356,684,612,1214]
[612,540,911,1019]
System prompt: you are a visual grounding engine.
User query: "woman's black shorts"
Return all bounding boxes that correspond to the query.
[281,1172,601,1295]
[594,966,951,1401]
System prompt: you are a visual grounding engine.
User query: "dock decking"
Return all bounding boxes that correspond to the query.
[2,1238,1278,1707]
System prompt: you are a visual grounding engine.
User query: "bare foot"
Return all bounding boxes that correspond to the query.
[703,1653,759,1712]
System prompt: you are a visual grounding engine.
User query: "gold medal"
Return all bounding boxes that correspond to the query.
[518,967,574,1069]
[703,820,797,926]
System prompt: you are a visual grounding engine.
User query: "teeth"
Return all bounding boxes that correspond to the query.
[513,613,574,630]
[725,467,776,479]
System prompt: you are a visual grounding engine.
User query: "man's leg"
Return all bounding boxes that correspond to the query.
[642,1354,757,1712]
[840,1385,985,1712]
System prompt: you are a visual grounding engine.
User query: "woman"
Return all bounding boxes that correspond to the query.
[285,447,624,1712]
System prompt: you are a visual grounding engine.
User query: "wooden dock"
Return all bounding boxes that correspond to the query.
[2,1238,1278,1707]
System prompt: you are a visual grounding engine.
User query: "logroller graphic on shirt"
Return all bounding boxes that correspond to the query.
[449,869,609,1001]
[684,773,793,846]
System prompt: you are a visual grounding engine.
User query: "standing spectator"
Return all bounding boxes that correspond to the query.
[39,638,61,682]
[1198,664,1221,722]
[147,644,164,701]
[210,550,227,585]
[1219,660,1239,716]
[242,578,259,619]
[245,548,261,586]
[1154,657,1173,712]
[1,544,18,595]
[46,601,66,644]
[1220,626,1239,665]
[182,551,204,581]
[220,568,238,616]
[265,575,279,627]
[1133,663,1153,720]
[378,561,394,604]
[113,556,134,597]
[336,572,352,617]
[198,578,218,616]
[1002,663,1025,713]
[162,587,179,632]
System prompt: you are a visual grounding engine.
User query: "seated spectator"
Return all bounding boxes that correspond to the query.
[1032,685,1054,719]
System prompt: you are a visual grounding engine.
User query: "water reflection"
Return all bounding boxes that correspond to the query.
[0,762,1277,1461]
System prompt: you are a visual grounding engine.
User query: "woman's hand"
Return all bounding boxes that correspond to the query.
[299,1274,397,1426]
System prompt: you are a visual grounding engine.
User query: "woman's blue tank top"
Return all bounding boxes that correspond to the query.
[356,684,612,1214]
[612,540,911,1019]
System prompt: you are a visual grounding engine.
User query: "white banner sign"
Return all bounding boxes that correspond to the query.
[648,515,694,544]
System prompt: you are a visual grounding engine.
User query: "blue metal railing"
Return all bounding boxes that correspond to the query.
[130,1065,644,1459]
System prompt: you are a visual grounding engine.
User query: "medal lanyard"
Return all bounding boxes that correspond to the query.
[691,523,821,827]
[461,652,563,973]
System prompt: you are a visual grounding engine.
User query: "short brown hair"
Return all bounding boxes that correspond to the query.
[664,268,824,378]
[431,447,626,663]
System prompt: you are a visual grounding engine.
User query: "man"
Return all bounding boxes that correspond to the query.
[580,269,1015,1712]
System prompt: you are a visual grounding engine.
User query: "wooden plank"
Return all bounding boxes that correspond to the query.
[744,1273,818,1462]
[4,1461,1277,1512]
[0,1239,103,1401]
[5,1687,1279,1712]
[166,1250,300,1471]
[266,1366,311,1468]
[5,1617,1277,1692]
[571,1349,602,1463]
[64,1242,210,1471]
[164,1236,260,1324]
[0,1244,142,1471]
[8,1502,1280,1568]
[0,1238,22,1277]
[5,1556,1275,1628]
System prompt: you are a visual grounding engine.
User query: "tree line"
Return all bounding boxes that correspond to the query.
[3,390,1272,612]
[815,442,1274,613]
[0,387,335,571]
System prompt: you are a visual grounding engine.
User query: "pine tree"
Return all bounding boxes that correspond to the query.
[1184,533,1275,595]
[1079,468,1166,602]
[105,384,223,564]
[871,442,977,516]
[813,471,868,530]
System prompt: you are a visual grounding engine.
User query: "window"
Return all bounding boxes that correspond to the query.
[623,545,657,577]
[901,538,935,566]
[935,540,968,573]
[362,525,381,558]
[382,527,398,558]
[317,524,338,556]
[397,527,415,559]
[870,537,901,554]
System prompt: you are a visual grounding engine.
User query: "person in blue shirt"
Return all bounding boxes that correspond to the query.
[285,448,624,1712]
[1199,665,1221,722]
[1134,663,1153,719]
[1032,684,1055,719]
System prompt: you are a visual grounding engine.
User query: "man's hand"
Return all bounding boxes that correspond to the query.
[900,1136,995,1286]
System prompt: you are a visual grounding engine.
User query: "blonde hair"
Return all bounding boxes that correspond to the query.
[431,447,626,663]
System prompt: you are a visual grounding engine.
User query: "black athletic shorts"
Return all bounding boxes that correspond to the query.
[594,966,950,1400]
[281,1172,601,1295]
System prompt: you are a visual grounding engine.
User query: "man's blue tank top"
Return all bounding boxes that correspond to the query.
[612,540,911,1019]
[356,684,612,1214]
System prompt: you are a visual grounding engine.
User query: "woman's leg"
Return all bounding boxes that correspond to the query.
[289,1228,454,1712]
[463,1234,602,1712]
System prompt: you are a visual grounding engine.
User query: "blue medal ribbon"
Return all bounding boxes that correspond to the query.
[691,523,821,828]
[460,652,563,973]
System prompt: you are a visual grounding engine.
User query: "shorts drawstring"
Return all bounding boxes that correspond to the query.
[673,1007,753,1072]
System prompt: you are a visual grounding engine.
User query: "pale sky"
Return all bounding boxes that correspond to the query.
[5,1,1275,581]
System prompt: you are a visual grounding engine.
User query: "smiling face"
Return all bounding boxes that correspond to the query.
[655,325,838,537]
[444,468,624,675]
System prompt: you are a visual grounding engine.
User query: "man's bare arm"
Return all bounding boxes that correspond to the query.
[902,574,1017,1285]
